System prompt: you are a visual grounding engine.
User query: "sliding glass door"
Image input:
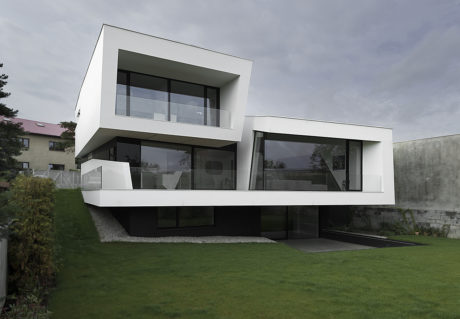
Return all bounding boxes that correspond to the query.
[116,70,220,127]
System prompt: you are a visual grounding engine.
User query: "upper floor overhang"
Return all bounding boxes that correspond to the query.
[75,24,253,157]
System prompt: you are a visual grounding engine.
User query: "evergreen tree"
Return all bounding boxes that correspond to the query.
[59,120,76,146]
[0,63,24,180]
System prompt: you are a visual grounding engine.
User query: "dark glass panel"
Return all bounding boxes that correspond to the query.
[116,71,128,115]
[140,141,191,189]
[129,73,168,120]
[193,147,235,190]
[249,132,264,190]
[178,207,214,227]
[260,207,287,239]
[116,139,141,188]
[348,140,362,190]
[157,207,177,228]
[116,139,141,166]
[48,164,65,170]
[263,134,346,191]
[170,81,205,125]
[287,206,319,239]
[206,87,218,126]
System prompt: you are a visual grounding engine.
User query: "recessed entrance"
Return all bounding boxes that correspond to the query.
[260,206,319,240]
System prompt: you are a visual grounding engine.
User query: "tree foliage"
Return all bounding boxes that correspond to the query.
[0,63,24,179]
[59,120,76,151]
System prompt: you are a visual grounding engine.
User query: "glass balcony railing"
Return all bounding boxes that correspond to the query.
[115,94,231,129]
[81,166,102,190]
[129,167,235,190]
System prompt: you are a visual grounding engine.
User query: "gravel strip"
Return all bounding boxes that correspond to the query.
[88,206,275,244]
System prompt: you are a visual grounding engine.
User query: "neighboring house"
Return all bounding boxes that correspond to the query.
[76,25,395,238]
[0,117,76,171]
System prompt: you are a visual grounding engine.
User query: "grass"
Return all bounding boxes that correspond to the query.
[49,189,460,319]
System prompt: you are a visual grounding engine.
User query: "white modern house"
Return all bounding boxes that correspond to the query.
[76,25,394,238]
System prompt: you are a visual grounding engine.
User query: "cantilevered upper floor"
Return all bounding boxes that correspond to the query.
[75,24,253,158]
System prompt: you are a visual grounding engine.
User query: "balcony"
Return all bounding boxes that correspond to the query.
[115,94,231,129]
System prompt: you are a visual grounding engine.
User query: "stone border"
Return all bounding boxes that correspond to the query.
[88,206,275,244]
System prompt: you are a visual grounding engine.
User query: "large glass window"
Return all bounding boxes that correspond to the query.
[130,73,168,120]
[115,70,220,126]
[117,139,141,188]
[193,147,235,190]
[250,132,362,191]
[157,207,214,228]
[97,137,235,190]
[206,87,219,127]
[170,81,205,125]
[140,141,191,189]
[348,140,362,191]
[249,132,264,190]
[157,207,177,228]
[178,207,214,227]
[116,71,128,116]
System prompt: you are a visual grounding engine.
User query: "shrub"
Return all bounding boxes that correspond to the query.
[2,292,51,319]
[7,175,56,294]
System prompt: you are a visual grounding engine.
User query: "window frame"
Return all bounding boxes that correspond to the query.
[116,69,220,126]
[157,206,215,229]
[19,137,30,149]
[18,162,29,169]
[48,163,65,170]
[49,141,65,152]
[249,131,363,192]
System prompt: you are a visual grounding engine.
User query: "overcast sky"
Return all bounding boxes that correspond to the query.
[2,0,460,141]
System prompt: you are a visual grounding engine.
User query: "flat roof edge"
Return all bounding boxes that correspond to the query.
[102,24,253,62]
[245,115,393,130]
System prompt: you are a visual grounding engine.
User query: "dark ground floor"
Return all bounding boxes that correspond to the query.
[110,205,351,239]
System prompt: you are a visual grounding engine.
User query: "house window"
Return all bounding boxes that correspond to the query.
[193,147,235,190]
[18,162,29,169]
[157,207,215,228]
[48,164,65,170]
[49,141,65,151]
[116,70,220,127]
[249,132,363,191]
[19,137,29,149]
[140,141,192,190]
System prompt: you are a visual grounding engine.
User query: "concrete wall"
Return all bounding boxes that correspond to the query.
[354,134,460,238]
[352,206,459,238]
[15,134,76,170]
[394,135,460,211]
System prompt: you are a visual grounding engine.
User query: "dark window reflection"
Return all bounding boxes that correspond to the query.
[249,132,264,190]
[140,141,191,189]
[157,207,177,228]
[194,147,235,189]
[130,73,168,120]
[249,133,362,191]
[348,141,362,190]
[178,207,214,227]
[206,87,218,126]
[170,81,205,125]
[116,71,128,115]
[264,135,346,191]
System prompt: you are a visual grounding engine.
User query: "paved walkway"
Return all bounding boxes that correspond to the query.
[88,206,275,244]
[279,238,373,253]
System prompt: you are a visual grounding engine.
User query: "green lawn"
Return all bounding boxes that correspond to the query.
[49,189,460,319]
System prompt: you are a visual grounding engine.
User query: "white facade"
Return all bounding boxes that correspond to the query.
[77,25,395,208]
[75,25,252,158]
